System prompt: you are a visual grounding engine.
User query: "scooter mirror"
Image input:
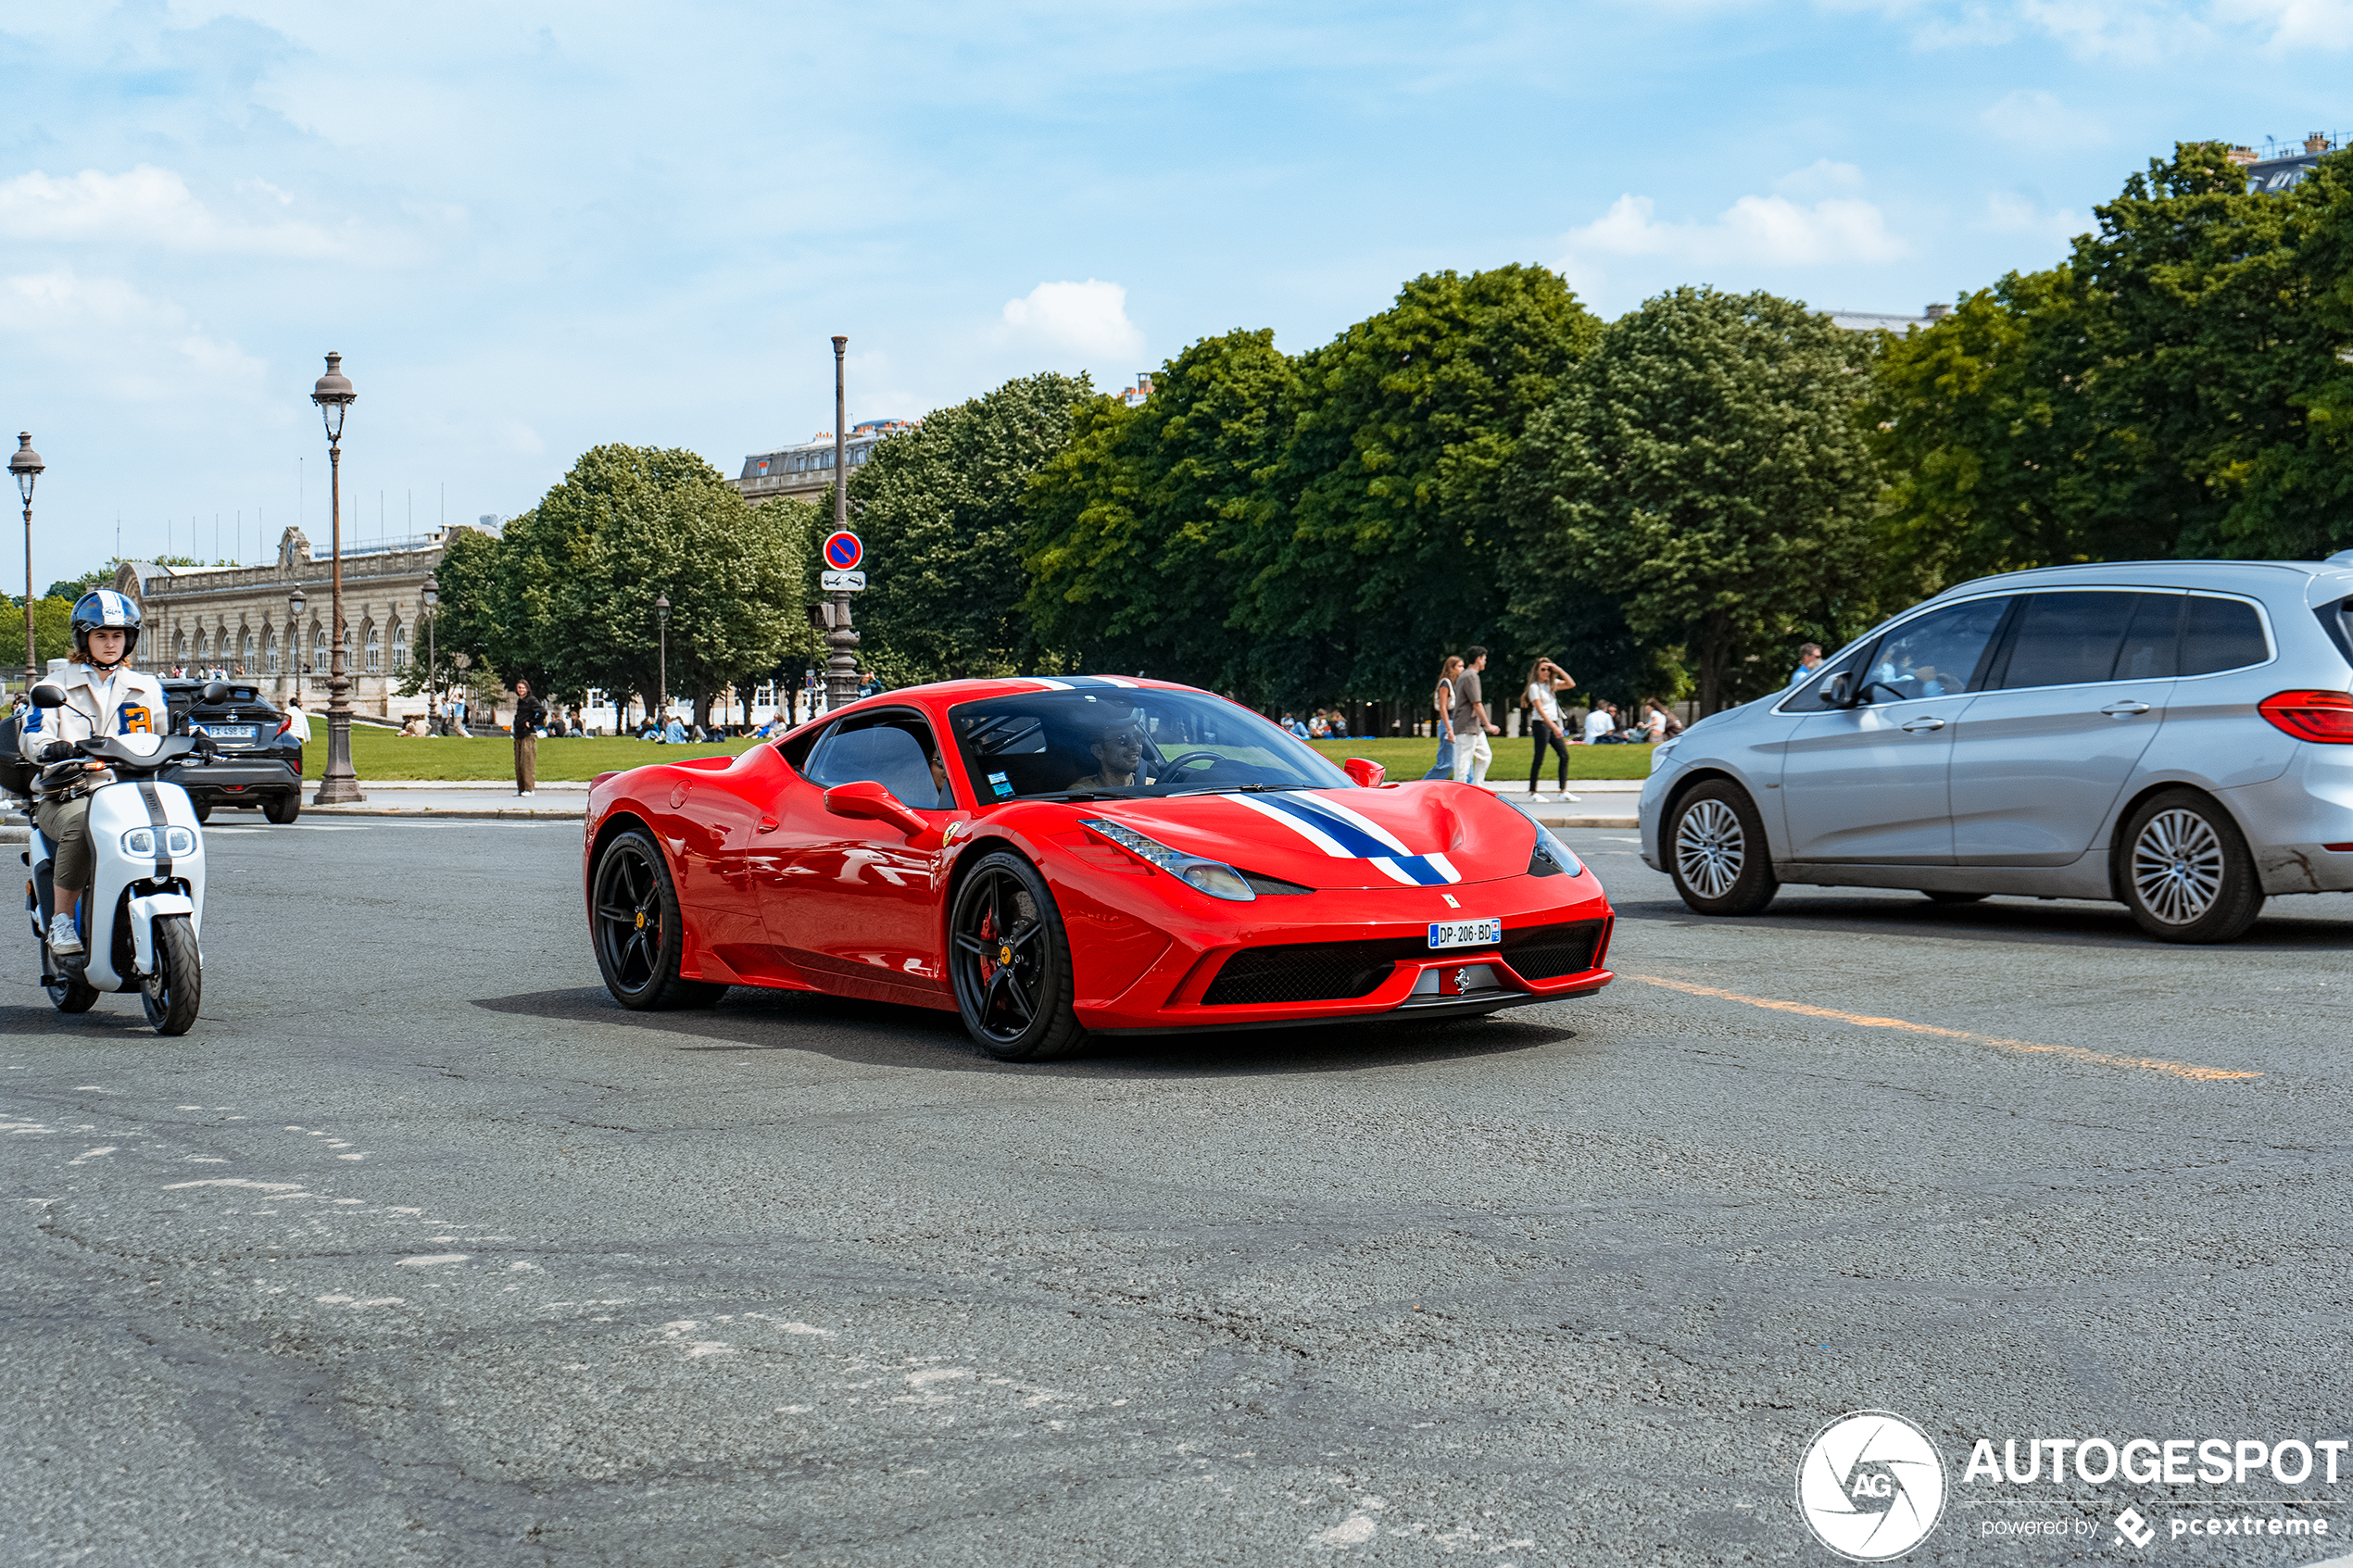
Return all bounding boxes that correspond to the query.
[30,682,67,709]
[200,679,231,702]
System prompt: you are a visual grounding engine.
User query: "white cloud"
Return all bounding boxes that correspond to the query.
[2215,0,2353,46]
[1562,190,1910,270]
[997,279,1145,364]
[0,165,346,257]
[0,269,266,402]
[1980,88,2113,144]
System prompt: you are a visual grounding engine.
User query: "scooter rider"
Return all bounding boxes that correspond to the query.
[19,590,169,957]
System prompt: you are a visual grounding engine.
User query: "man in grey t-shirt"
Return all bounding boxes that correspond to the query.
[1450,646,1498,784]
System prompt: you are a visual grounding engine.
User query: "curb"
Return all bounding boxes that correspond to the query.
[306,805,585,821]
[1533,815,1638,830]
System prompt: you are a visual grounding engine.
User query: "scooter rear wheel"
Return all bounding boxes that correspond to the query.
[45,943,99,1013]
[141,914,202,1035]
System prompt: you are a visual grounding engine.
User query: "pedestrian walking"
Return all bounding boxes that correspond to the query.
[283,693,312,746]
[1450,646,1498,785]
[1523,657,1578,797]
[1789,642,1826,686]
[511,678,544,797]
[1421,656,1463,779]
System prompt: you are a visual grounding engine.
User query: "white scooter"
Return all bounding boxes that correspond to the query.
[14,680,213,1035]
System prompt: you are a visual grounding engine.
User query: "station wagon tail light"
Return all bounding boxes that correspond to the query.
[2258,689,2353,743]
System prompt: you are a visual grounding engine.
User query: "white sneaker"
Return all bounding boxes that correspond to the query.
[46,912,83,957]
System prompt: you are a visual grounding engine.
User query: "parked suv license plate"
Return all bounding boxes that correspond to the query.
[192,723,258,741]
[1428,918,1502,949]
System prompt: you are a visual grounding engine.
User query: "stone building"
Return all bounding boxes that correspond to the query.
[116,521,497,720]
[728,419,918,506]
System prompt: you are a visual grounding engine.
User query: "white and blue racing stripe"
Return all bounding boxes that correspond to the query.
[1227,791,1462,886]
[1014,674,1141,691]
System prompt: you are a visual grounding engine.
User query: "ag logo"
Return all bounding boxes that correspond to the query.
[1795,1410,1947,1561]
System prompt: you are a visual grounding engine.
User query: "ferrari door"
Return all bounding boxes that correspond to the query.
[762,708,960,1003]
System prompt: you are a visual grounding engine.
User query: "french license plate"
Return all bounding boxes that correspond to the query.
[1428,918,1502,949]
[193,723,258,741]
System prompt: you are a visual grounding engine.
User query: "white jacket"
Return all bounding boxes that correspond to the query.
[19,661,172,764]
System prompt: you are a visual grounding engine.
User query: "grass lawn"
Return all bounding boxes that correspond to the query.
[300,726,759,782]
[1310,735,1654,780]
[301,725,1655,784]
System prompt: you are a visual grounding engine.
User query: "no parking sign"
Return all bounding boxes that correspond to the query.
[823,531,863,571]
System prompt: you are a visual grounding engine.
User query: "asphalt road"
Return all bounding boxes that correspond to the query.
[5,820,2350,1567]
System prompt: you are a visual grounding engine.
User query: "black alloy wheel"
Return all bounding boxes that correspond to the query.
[949,851,1084,1062]
[142,913,202,1035]
[591,828,727,1010]
[1666,780,1780,917]
[263,793,300,824]
[2116,788,2265,944]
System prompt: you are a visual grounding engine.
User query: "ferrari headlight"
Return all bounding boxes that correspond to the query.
[121,828,155,856]
[1494,797,1584,878]
[1078,818,1256,902]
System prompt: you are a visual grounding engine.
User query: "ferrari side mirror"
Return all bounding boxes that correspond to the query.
[824,779,927,837]
[1341,757,1385,788]
[30,682,67,709]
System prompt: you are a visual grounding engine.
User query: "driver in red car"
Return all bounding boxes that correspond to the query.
[1068,717,1151,791]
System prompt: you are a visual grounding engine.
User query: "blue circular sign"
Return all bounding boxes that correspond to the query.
[824,531,863,571]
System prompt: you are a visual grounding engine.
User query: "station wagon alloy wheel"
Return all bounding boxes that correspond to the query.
[1665,781,1780,917]
[1675,799,1745,898]
[2131,809,2224,926]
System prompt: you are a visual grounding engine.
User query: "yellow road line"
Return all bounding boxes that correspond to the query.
[1628,972,2262,1083]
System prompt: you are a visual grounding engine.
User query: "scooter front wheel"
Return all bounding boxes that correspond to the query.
[142,914,201,1035]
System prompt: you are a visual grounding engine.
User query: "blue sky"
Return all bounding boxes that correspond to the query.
[1,0,2345,591]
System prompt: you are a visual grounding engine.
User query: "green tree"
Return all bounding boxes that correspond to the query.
[1252,265,1602,706]
[1516,286,1882,714]
[1872,142,2353,578]
[1025,331,1297,692]
[6,596,78,672]
[459,445,808,722]
[843,372,1089,684]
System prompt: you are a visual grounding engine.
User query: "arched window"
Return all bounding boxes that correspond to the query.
[241,630,257,671]
[389,619,408,670]
[313,622,328,671]
[363,622,381,672]
[173,630,187,663]
[264,630,279,674]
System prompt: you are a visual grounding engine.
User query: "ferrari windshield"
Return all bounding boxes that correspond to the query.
[948,684,1353,801]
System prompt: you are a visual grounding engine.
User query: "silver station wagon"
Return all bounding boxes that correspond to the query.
[1639,557,2353,942]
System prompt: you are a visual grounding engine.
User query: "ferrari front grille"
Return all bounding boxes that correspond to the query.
[1201,936,1430,1007]
[1501,919,1608,981]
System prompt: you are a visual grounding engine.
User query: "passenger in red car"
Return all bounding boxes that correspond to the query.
[1068,719,1149,791]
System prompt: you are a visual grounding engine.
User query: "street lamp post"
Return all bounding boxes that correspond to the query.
[824,336,861,712]
[422,572,439,734]
[308,353,363,804]
[655,594,670,735]
[286,584,305,714]
[12,433,44,688]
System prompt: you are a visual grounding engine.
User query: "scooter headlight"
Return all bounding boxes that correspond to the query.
[121,828,155,856]
[120,827,195,857]
[165,826,196,856]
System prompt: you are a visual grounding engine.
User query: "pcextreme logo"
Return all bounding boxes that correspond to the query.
[1796,1410,1949,1561]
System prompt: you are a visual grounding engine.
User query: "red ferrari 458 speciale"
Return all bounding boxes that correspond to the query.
[583,676,1614,1060]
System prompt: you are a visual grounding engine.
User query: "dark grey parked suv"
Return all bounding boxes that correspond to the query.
[1639,557,2353,943]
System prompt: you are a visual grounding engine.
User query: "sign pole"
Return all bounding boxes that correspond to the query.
[824,335,860,712]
